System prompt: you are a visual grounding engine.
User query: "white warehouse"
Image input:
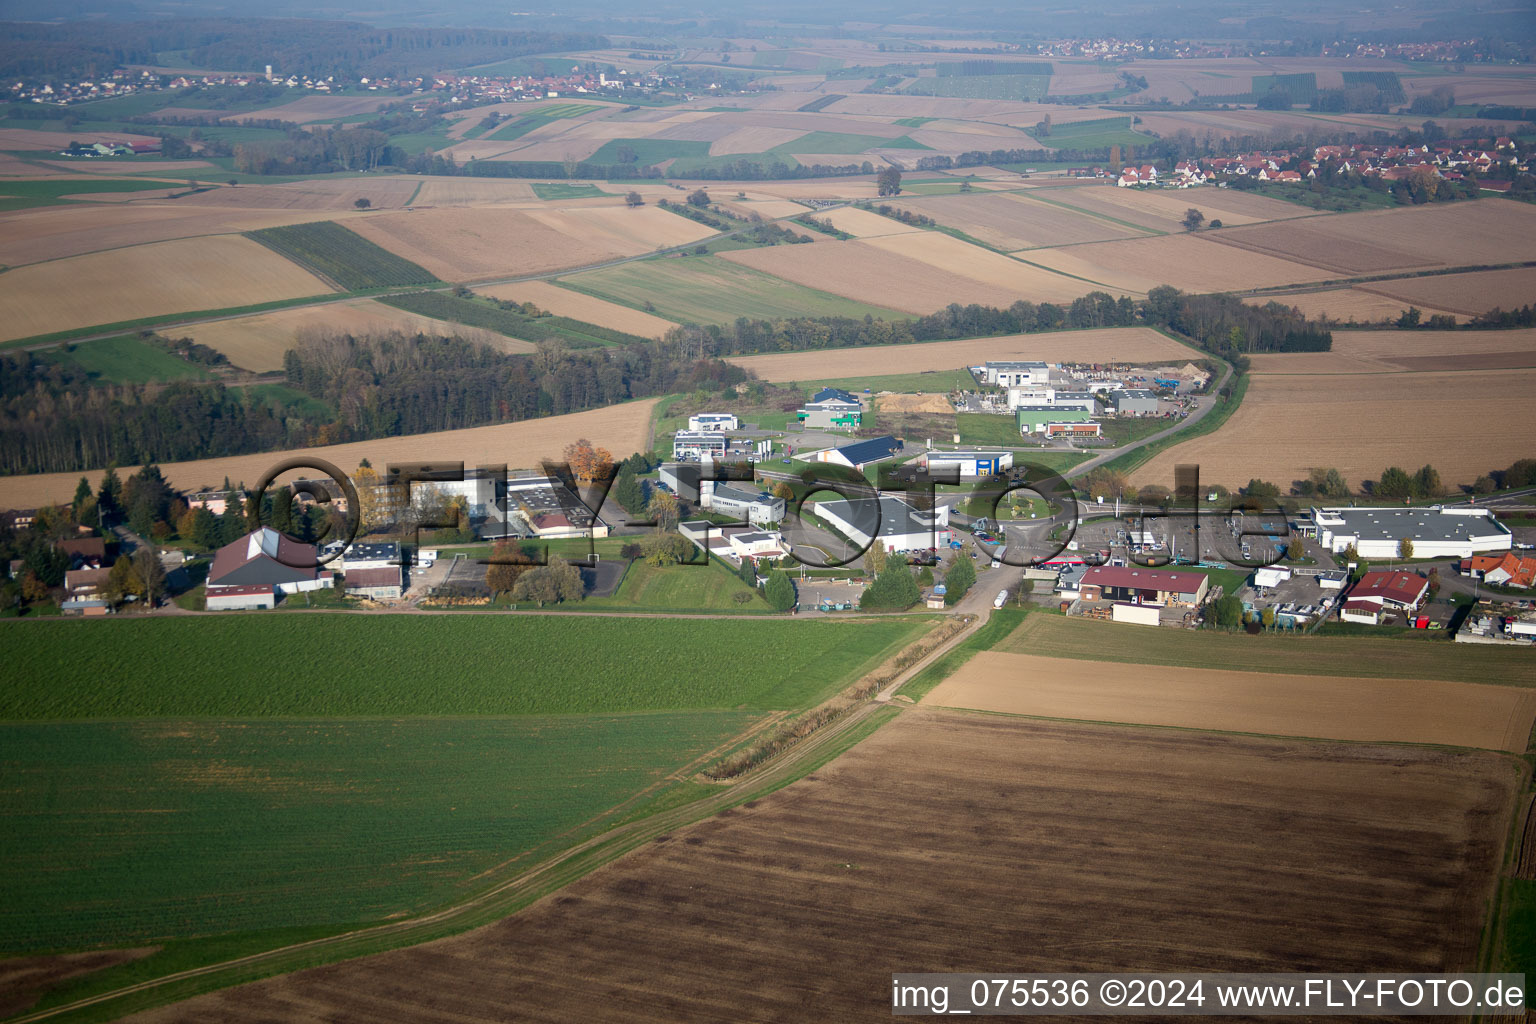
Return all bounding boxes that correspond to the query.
[813,494,952,554]
[1309,506,1512,560]
[689,412,738,431]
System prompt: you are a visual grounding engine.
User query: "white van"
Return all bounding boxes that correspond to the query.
[993,589,1008,609]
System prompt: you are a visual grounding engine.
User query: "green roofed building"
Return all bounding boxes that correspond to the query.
[1016,406,1093,435]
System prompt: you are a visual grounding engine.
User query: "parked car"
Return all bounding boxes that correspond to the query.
[990,559,1001,569]
[993,589,1009,608]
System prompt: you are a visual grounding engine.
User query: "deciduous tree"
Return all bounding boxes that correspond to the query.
[130,547,166,608]
[485,540,534,596]
[1182,207,1205,231]
[563,438,614,484]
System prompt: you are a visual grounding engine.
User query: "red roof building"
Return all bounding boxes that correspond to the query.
[1079,565,1210,606]
[1345,570,1428,610]
[207,528,332,596]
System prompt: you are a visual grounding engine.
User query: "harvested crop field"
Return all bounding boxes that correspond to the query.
[1213,200,1536,274]
[346,206,714,282]
[892,191,1148,250]
[0,203,365,266]
[171,178,421,211]
[181,298,536,372]
[925,651,1536,751]
[1045,184,1313,233]
[129,711,1520,1023]
[0,399,658,510]
[226,94,400,123]
[1249,328,1536,374]
[1250,287,1456,325]
[475,281,678,338]
[730,327,1193,380]
[1129,368,1536,491]
[1024,233,1332,294]
[814,205,923,237]
[1355,266,1536,317]
[0,948,156,1019]
[0,128,159,151]
[408,179,537,205]
[0,235,332,343]
[722,237,1101,313]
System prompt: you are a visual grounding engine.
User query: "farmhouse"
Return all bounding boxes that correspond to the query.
[672,431,729,461]
[688,413,739,431]
[206,528,334,607]
[1340,569,1429,624]
[1078,566,1209,607]
[700,482,785,525]
[796,388,862,430]
[1309,507,1511,560]
[918,449,1014,477]
[813,435,904,472]
[813,494,952,554]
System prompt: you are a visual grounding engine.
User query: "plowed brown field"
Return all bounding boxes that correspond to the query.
[925,651,1536,751]
[126,712,1519,1024]
[477,281,679,338]
[1129,367,1536,490]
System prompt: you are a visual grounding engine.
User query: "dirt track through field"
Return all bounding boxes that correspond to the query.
[126,712,1521,1023]
[926,651,1536,751]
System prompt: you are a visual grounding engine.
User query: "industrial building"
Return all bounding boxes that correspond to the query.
[812,435,904,472]
[1111,389,1161,416]
[795,387,862,430]
[1015,406,1095,435]
[1340,570,1429,624]
[1078,565,1209,606]
[813,494,952,554]
[206,528,335,609]
[1305,506,1512,560]
[1005,387,1098,412]
[688,412,738,431]
[700,482,786,525]
[672,431,729,460]
[917,449,1014,477]
[504,476,609,539]
[981,360,1050,386]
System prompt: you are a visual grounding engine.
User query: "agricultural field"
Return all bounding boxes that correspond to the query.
[902,74,1051,101]
[1021,115,1150,149]
[135,710,1520,1022]
[1042,183,1315,234]
[1354,266,1536,317]
[1250,287,1456,325]
[1249,327,1536,374]
[180,297,534,372]
[1023,232,1333,294]
[891,190,1150,250]
[0,397,660,510]
[483,104,602,143]
[728,327,1195,381]
[346,206,715,282]
[476,280,679,338]
[1208,199,1536,274]
[0,234,333,343]
[995,611,1536,685]
[0,200,368,267]
[0,713,758,953]
[559,256,908,324]
[581,559,764,613]
[37,334,214,384]
[721,236,1105,313]
[225,94,400,124]
[531,182,608,200]
[1129,366,1536,491]
[925,651,1536,751]
[246,221,439,291]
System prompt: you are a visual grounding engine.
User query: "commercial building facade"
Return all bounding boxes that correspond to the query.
[796,387,862,430]
[813,494,952,554]
[1308,507,1511,560]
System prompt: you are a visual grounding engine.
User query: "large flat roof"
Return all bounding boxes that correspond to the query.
[816,494,946,541]
[1315,507,1510,543]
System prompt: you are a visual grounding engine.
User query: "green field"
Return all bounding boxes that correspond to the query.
[379,290,650,347]
[558,256,910,325]
[40,335,212,384]
[245,221,437,291]
[589,137,711,166]
[769,131,930,154]
[2,614,930,717]
[0,176,183,213]
[583,558,765,612]
[1029,116,1150,151]
[997,612,1534,684]
[956,412,1024,446]
[0,713,754,953]
[903,75,1051,100]
[531,181,607,199]
[484,103,599,143]
[1097,416,1174,446]
[242,382,335,419]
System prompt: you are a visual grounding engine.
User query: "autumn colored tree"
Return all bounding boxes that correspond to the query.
[485,539,535,596]
[647,491,681,531]
[20,571,50,604]
[131,547,166,608]
[563,438,614,484]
